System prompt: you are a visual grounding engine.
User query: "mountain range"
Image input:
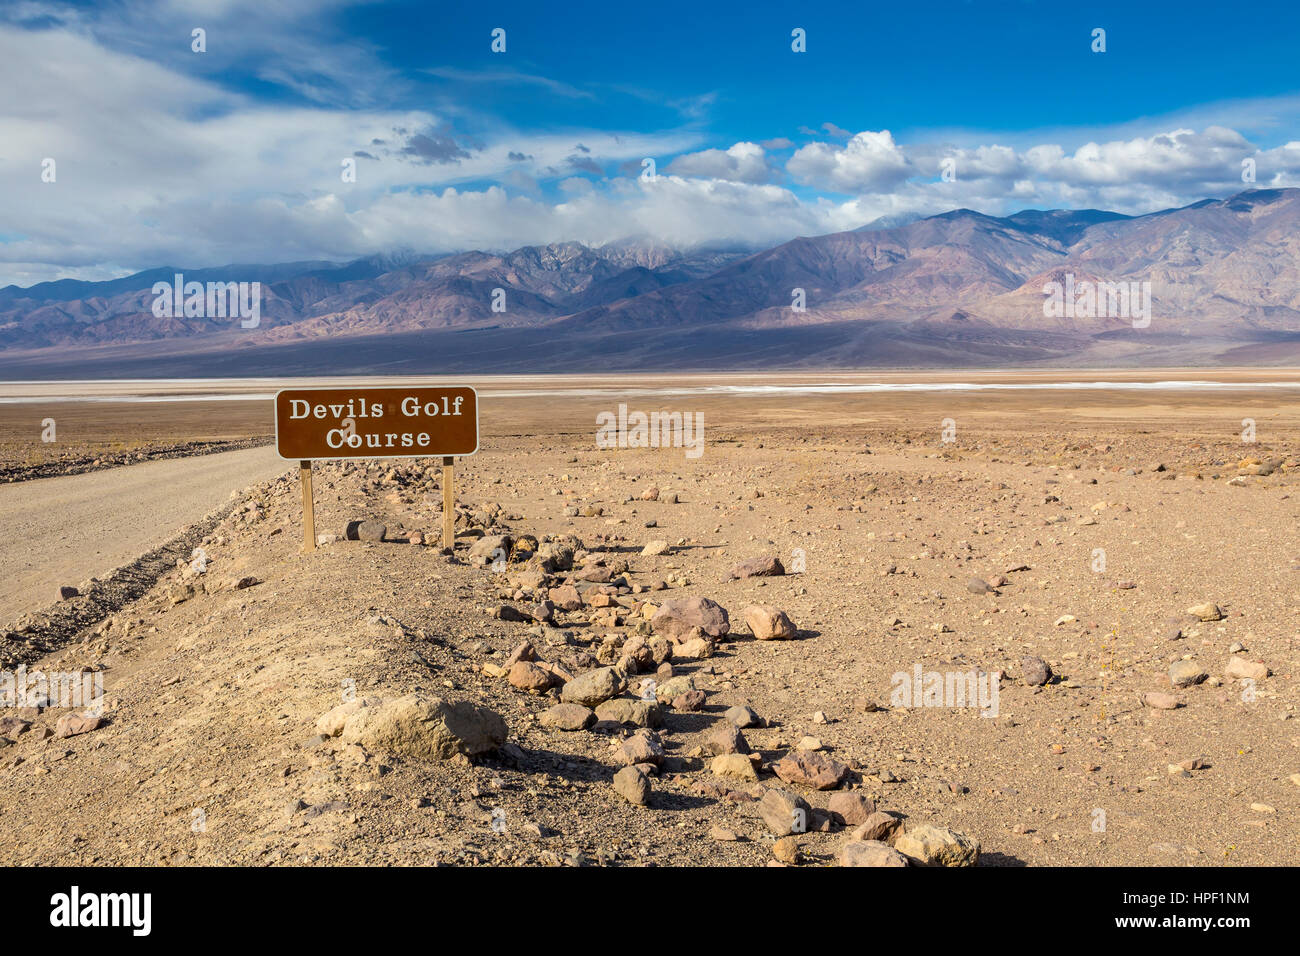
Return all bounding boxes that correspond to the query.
[3,188,1299,377]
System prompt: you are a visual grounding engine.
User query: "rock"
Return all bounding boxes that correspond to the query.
[58,585,79,600]
[526,601,556,624]
[594,698,662,728]
[538,703,595,731]
[895,824,980,867]
[710,753,758,780]
[315,698,380,737]
[796,736,823,751]
[0,716,32,737]
[613,766,651,806]
[1021,656,1052,686]
[847,811,903,843]
[640,540,670,556]
[772,750,849,790]
[827,792,877,826]
[468,534,512,566]
[548,584,582,611]
[55,713,105,738]
[654,675,697,703]
[508,660,557,693]
[347,519,387,542]
[640,486,660,501]
[703,723,750,756]
[759,788,812,835]
[672,690,707,711]
[1142,692,1182,710]
[560,667,622,707]
[536,543,575,572]
[1053,614,1076,626]
[1224,657,1269,681]
[966,577,996,595]
[651,597,731,639]
[725,704,763,728]
[675,637,717,659]
[709,825,739,841]
[615,729,665,766]
[743,605,797,640]
[1168,660,1208,688]
[492,604,528,622]
[1187,602,1223,622]
[340,694,507,759]
[729,555,785,579]
[839,840,908,867]
[772,836,800,864]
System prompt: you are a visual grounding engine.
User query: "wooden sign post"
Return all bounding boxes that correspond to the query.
[275,387,479,553]
[300,459,315,551]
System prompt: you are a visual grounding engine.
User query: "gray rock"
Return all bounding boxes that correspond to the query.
[560,666,623,707]
[468,534,512,566]
[340,694,506,759]
[347,520,387,542]
[725,704,763,728]
[1168,660,1208,688]
[839,840,908,867]
[613,765,651,806]
[594,698,662,728]
[538,703,594,731]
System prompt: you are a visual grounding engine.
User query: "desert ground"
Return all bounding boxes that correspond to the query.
[0,371,1297,866]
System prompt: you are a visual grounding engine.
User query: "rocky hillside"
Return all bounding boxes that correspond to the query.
[2,189,1300,371]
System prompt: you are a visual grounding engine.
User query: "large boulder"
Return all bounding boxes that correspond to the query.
[340,694,507,759]
[894,824,980,867]
[651,597,730,640]
[743,605,797,640]
[560,666,623,707]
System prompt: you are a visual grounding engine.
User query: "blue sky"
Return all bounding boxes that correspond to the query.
[3,0,1300,285]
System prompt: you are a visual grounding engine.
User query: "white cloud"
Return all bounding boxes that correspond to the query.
[787,130,912,192]
[665,142,774,184]
[5,11,1300,287]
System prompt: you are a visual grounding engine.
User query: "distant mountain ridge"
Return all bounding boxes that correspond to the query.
[2,189,1299,373]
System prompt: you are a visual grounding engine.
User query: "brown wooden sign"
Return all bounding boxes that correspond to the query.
[274,386,478,553]
[275,386,478,460]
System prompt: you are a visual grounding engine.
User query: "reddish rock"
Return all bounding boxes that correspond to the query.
[549,584,582,611]
[651,597,730,640]
[729,555,785,579]
[508,661,557,693]
[772,750,849,790]
[827,791,877,826]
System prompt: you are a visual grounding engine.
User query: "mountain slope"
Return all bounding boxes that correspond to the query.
[1,189,1298,371]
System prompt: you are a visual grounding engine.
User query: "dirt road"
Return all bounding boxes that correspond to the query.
[0,446,290,619]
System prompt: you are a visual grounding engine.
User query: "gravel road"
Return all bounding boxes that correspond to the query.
[0,447,290,619]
